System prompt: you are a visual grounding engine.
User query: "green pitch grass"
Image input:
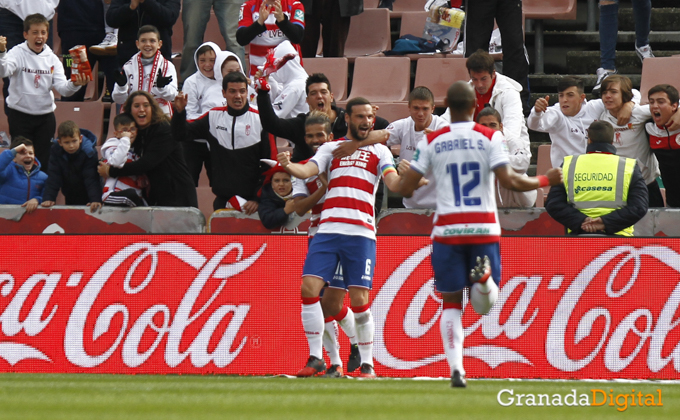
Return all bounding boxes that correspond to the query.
[0,374,678,420]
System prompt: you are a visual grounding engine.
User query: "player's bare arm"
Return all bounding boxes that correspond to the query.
[495,165,562,191]
[293,173,327,216]
[277,151,319,179]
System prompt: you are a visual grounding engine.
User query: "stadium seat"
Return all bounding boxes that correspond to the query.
[639,57,680,105]
[399,11,428,38]
[344,8,391,60]
[523,0,577,74]
[343,57,411,104]
[535,144,552,206]
[391,0,429,18]
[413,57,468,107]
[302,57,348,101]
[374,102,411,123]
[54,100,107,143]
[364,0,379,8]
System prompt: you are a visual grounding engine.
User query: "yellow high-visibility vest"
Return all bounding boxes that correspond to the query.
[563,153,637,236]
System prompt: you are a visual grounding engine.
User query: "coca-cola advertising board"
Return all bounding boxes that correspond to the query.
[1,235,679,379]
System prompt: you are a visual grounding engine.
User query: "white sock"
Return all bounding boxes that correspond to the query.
[470,277,499,315]
[301,299,324,359]
[323,319,342,366]
[353,307,374,367]
[440,305,465,376]
[336,306,358,345]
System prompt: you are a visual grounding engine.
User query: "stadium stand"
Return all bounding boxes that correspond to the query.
[523,0,577,74]
[54,100,107,143]
[302,57,348,101]
[341,56,410,105]
[344,8,391,60]
[391,0,429,18]
[413,57,469,107]
[373,102,411,124]
[639,57,680,105]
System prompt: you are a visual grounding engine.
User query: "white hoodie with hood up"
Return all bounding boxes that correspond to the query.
[268,41,309,119]
[0,0,58,19]
[0,41,80,115]
[183,42,225,120]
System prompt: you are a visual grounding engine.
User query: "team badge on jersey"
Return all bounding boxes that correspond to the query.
[34,74,41,88]
[294,9,304,22]
[246,124,251,136]
[239,5,244,21]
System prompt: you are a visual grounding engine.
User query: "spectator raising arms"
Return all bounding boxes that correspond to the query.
[237,0,305,76]
[172,72,277,214]
[98,91,198,208]
[0,13,89,173]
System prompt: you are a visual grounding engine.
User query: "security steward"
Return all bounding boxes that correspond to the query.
[545,120,649,236]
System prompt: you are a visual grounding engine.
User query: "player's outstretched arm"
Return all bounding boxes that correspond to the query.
[278,151,319,179]
[495,165,562,192]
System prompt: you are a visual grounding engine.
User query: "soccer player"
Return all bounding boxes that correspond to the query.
[278,97,427,378]
[398,82,562,387]
[292,111,360,377]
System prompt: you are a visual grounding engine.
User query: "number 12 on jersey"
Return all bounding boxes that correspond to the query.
[447,162,481,206]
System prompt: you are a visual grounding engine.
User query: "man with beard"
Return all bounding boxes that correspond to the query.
[278,97,427,378]
[258,73,390,163]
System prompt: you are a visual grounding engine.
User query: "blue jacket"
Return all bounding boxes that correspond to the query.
[0,149,48,205]
[42,129,103,204]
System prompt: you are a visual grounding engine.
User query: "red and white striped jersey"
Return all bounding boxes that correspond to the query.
[311,139,397,240]
[410,122,510,245]
[292,174,325,237]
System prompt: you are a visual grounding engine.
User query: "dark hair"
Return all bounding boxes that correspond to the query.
[648,84,680,105]
[305,110,332,134]
[409,86,435,105]
[113,113,136,129]
[466,49,495,75]
[123,91,168,125]
[221,56,241,73]
[57,120,80,139]
[476,106,502,124]
[196,44,216,58]
[305,73,332,95]
[10,136,33,149]
[601,75,633,104]
[588,120,614,144]
[222,71,248,90]
[557,76,584,94]
[23,14,49,33]
[137,25,161,40]
[446,81,476,114]
[345,97,372,115]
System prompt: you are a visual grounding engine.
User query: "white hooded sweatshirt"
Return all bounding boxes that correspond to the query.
[183,42,225,120]
[527,100,605,168]
[268,41,309,119]
[0,0,58,19]
[0,42,80,115]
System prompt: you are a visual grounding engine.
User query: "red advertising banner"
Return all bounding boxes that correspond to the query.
[0,235,679,379]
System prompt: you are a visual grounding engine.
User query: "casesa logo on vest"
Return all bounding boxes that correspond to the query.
[0,242,265,369]
[373,244,680,375]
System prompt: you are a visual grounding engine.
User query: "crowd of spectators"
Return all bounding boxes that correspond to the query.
[0,2,678,236]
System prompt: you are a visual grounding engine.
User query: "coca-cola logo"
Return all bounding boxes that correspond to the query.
[372,241,680,378]
[0,241,266,369]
